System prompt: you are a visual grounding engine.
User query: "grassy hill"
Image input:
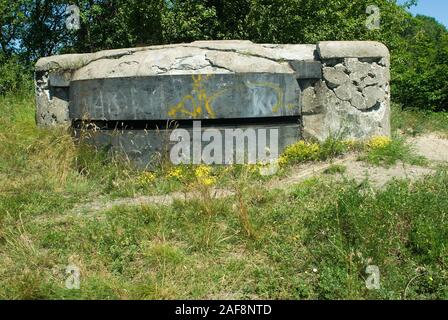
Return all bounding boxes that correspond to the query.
[0,90,447,299]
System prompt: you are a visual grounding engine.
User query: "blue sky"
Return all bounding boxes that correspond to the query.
[398,0,448,27]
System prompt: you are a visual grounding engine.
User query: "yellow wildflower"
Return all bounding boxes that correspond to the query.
[167,167,184,179]
[194,164,211,177]
[278,155,288,166]
[343,139,357,149]
[367,136,391,150]
[138,171,156,186]
[199,176,216,186]
[280,140,320,164]
[194,165,216,186]
[243,164,258,173]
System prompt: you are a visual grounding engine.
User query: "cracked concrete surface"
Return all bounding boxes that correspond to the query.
[302,53,390,141]
[35,40,391,144]
[70,44,305,81]
[37,41,316,78]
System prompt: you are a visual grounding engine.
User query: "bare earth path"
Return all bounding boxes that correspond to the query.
[68,133,448,217]
[408,133,448,162]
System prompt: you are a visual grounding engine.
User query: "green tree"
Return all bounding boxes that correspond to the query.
[70,0,164,52]
[0,0,447,110]
[393,15,448,111]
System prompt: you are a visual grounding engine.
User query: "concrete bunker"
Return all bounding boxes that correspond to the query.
[35,40,390,166]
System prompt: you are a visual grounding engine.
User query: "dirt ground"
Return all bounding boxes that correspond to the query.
[409,133,448,162]
[69,133,448,216]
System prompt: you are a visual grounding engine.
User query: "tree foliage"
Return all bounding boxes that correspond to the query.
[0,0,447,110]
[393,15,448,111]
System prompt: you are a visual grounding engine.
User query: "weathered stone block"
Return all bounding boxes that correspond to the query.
[322,67,350,89]
[77,123,301,166]
[301,84,323,115]
[35,40,391,164]
[318,41,390,59]
[363,86,386,109]
[303,81,390,141]
[289,60,322,79]
[49,72,71,87]
[69,73,301,120]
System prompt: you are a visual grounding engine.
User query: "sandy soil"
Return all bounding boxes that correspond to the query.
[409,133,448,162]
[67,134,448,216]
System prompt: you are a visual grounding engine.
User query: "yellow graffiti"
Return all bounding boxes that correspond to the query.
[167,74,291,118]
[168,74,216,118]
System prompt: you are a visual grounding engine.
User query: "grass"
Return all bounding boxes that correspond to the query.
[360,135,427,167]
[278,135,362,166]
[0,90,447,299]
[323,164,347,175]
[392,102,448,137]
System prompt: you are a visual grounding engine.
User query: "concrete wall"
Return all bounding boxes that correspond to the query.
[302,41,390,140]
[35,40,390,142]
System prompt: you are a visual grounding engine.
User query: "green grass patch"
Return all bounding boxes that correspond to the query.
[323,164,347,175]
[392,103,448,136]
[3,171,447,299]
[360,135,427,167]
[279,136,360,166]
[1,90,447,299]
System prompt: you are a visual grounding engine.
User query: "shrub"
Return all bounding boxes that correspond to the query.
[279,141,320,165]
[279,137,353,166]
[0,56,32,95]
